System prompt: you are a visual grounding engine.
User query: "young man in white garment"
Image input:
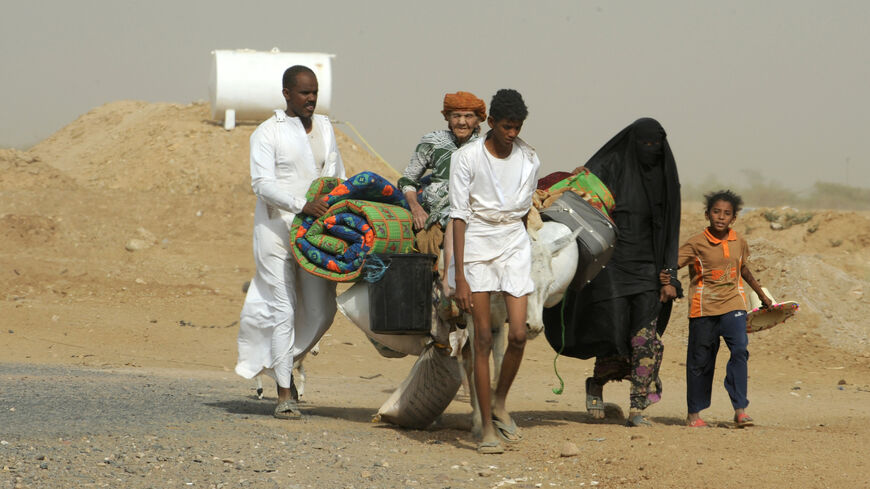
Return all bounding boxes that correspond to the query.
[449,89,540,454]
[235,65,346,419]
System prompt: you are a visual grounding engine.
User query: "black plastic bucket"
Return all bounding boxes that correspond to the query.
[367,253,437,335]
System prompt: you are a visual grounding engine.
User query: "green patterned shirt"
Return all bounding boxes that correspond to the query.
[398,128,480,228]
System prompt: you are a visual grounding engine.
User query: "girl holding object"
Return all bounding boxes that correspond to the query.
[663,190,772,427]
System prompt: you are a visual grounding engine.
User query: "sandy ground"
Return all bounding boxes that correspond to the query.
[1,101,869,488]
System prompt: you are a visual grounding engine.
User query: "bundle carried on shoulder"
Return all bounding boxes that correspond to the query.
[291,172,416,282]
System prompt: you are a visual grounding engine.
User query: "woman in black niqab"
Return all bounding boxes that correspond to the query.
[543,117,681,427]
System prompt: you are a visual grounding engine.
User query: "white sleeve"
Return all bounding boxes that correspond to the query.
[250,126,307,214]
[448,150,472,222]
[323,122,347,180]
[528,153,542,199]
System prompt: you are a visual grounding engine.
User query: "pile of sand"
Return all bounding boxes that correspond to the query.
[0,101,398,319]
[0,148,75,190]
[27,101,397,193]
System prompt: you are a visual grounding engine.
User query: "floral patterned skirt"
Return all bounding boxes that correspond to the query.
[593,327,664,411]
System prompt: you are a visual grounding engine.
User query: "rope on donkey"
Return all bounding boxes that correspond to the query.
[362,254,389,283]
[552,297,569,395]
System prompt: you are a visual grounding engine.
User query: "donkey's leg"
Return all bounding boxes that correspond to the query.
[490,294,509,391]
[462,317,483,439]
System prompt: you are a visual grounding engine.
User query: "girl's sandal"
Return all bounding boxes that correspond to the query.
[687,418,709,427]
[734,413,754,427]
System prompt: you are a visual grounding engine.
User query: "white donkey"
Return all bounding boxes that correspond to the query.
[461,220,580,437]
[334,219,580,433]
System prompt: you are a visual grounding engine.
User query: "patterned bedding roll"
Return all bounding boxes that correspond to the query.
[291,172,416,282]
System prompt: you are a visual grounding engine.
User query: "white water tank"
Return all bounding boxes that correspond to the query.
[209,48,335,129]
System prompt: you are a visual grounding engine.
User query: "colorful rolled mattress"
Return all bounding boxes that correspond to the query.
[290,172,416,282]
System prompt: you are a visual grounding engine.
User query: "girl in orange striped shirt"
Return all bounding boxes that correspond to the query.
[662,190,772,427]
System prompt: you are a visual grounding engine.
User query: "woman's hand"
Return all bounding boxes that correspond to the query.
[658,270,671,285]
[660,284,677,303]
[659,268,677,302]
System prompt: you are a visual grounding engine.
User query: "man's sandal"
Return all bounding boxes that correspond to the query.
[274,399,302,419]
[477,440,504,454]
[687,418,709,428]
[492,416,522,443]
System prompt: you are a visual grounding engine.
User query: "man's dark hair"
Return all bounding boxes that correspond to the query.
[704,189,744,215]
[489,89,528,122]
[282,65,316,89]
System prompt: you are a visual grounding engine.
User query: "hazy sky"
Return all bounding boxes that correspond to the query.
[2,1,868,189]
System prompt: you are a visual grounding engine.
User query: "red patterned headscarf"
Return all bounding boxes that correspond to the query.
[441,91,486,121]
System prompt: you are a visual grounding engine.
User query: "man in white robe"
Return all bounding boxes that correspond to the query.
[235,65,346,418]
[449,89,540,453]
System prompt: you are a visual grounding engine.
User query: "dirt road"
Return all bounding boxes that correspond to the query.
[2,327,870,489]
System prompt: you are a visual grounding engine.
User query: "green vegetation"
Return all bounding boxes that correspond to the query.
[755,208,815,230]
[762,210,780,223]
[784,211,814,227]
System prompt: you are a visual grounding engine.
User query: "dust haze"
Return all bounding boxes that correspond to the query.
[1,0,868,191]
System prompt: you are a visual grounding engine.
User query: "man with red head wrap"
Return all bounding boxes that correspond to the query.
[440,91,487,126]
[399,91,486,294]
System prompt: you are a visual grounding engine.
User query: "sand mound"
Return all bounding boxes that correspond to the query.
[28,100,398,193]
[749,238,867,355]
[0,101,401,310]
[0,148,76,189]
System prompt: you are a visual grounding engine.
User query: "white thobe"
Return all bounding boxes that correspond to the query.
[448,136,540,297]
[235,110,346,388]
